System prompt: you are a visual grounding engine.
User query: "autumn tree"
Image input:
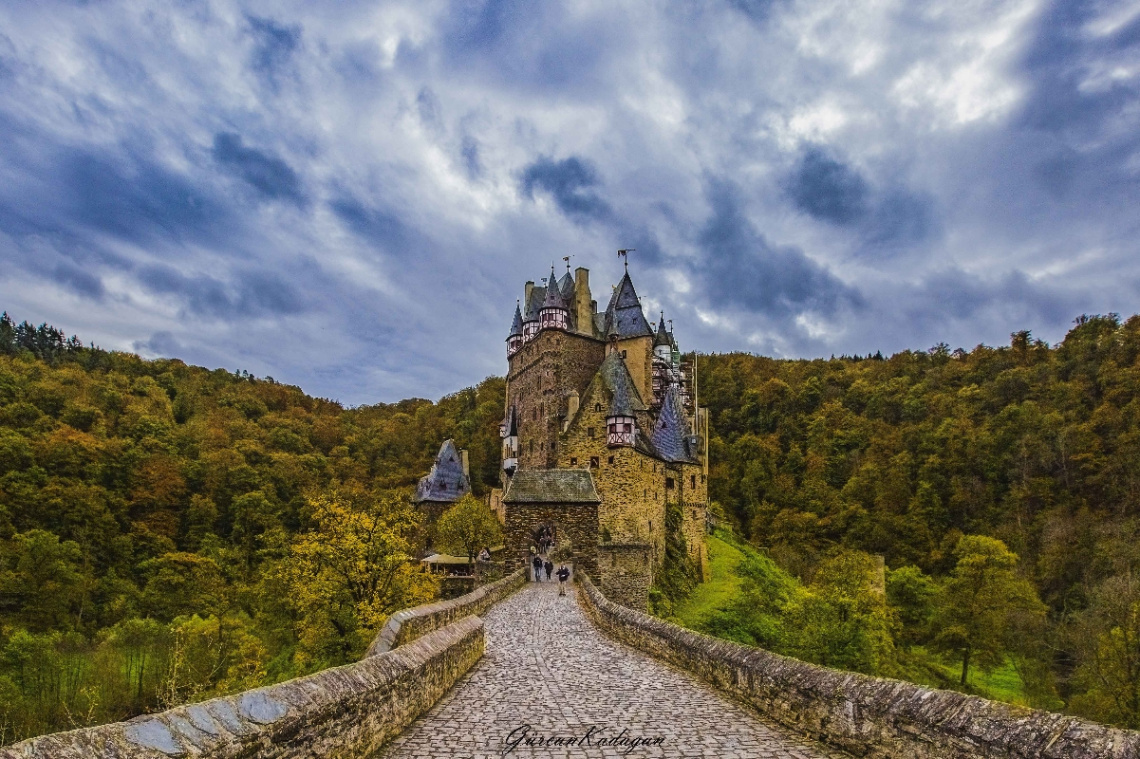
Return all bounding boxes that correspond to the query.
[285,488,437,667]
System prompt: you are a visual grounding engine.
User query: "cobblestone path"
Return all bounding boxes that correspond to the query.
[381,582,850,759]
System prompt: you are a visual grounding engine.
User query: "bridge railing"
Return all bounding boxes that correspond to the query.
[0,569,527,759]
[367,567,527,655]
[577,572,1140,759]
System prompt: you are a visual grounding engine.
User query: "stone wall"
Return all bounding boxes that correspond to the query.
[0,617,484,759]
[507,329,605,469]
[503,502,599,576]
[597,544,652,610]
[366,568,526,655]
[577,574,1140,759]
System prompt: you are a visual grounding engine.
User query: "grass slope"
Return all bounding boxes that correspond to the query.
[669,530,1036,707]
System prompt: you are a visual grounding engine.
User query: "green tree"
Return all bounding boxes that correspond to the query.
[435,494,503,570]
[784,550,896,675]
[931,535,1044,686]
[1069,574,1140,729]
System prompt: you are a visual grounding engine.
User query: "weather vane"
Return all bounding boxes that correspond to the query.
[563,255,572,271]
[617,249,634,270]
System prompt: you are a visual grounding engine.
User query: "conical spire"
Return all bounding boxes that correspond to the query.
[542,266,568,310]
[654,313,671,347]
[509,301,524,338]
[604,270,653,338]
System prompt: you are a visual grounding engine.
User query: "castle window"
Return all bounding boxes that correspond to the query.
[622,350,627,358]
[649,521,653,532]
[529,441,534,454]
[666,477,675,489]
[594,403,602,412]
[691,475,697,489]
[570,457,577,466]
[590,456,599,468]
[608,455,615,465]
[588,427,595,438]
[541,442,545,451]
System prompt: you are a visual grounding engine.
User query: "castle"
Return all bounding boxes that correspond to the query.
[492,260,710,608]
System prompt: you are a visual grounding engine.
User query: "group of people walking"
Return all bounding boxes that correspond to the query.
[530,550,571,595]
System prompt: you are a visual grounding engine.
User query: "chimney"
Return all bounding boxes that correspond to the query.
[460,449,470,478]
[524,281,535,313]
[574,268,593,335]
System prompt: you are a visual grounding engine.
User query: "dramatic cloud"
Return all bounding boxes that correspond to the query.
[0,0,1137,404]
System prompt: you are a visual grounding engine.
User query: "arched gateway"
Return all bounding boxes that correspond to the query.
[501,469,600,576]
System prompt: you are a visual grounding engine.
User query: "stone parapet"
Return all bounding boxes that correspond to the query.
[577,574,1140,759]
[367,567,527,656]
[0,616,484,759]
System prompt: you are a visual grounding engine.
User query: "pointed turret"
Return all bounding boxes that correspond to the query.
[597,351,643,447]
[539,265,569,331]
[522,283,543,341]
[603,270,653,339]
[507,301,524,356]
[501,406,519,474]
[654,313,672,360]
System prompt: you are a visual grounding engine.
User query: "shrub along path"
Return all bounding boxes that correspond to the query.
[381,580,848,759]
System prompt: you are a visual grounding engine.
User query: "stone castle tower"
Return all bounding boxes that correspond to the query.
[494,260,710,608]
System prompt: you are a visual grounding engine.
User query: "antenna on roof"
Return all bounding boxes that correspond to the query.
[617,249,634,270]
[668,319,673,333]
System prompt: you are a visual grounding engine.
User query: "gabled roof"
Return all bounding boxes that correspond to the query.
[604,271,653,339]
[502,469,601,504]
[597,351,647,416]
[508,302,524,338]
[652,386,696,463]
[413,439,471,503]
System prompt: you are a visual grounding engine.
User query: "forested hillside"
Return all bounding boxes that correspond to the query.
[698,314,1140,729]
[0,313,504,743]
[4,310,1140,740]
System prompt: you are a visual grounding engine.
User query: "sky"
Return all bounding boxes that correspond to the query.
[1,0,1138,406]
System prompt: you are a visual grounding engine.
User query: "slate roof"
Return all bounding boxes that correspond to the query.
[597,351,647,415]
[413,439,471,503]
[652,386,696,463]
[603,271,653,338]
[523,286,545,321]
[654,314,672,347]
[502,469,601,503]
[508,302,524,338]
[503,405,518,437]
[558,271,575,300]
[543,266,568,310]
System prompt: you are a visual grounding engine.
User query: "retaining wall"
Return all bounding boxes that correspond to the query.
[366,567,527,655]
[577,573,1140,759]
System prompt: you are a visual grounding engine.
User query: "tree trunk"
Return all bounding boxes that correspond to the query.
[960,648,970,686]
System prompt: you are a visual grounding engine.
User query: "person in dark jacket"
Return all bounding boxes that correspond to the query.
[543,559,553,581]
[556,565,570,595]
[532,554,543,582]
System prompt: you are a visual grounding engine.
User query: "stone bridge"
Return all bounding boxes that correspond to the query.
[2,571,1138,759]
